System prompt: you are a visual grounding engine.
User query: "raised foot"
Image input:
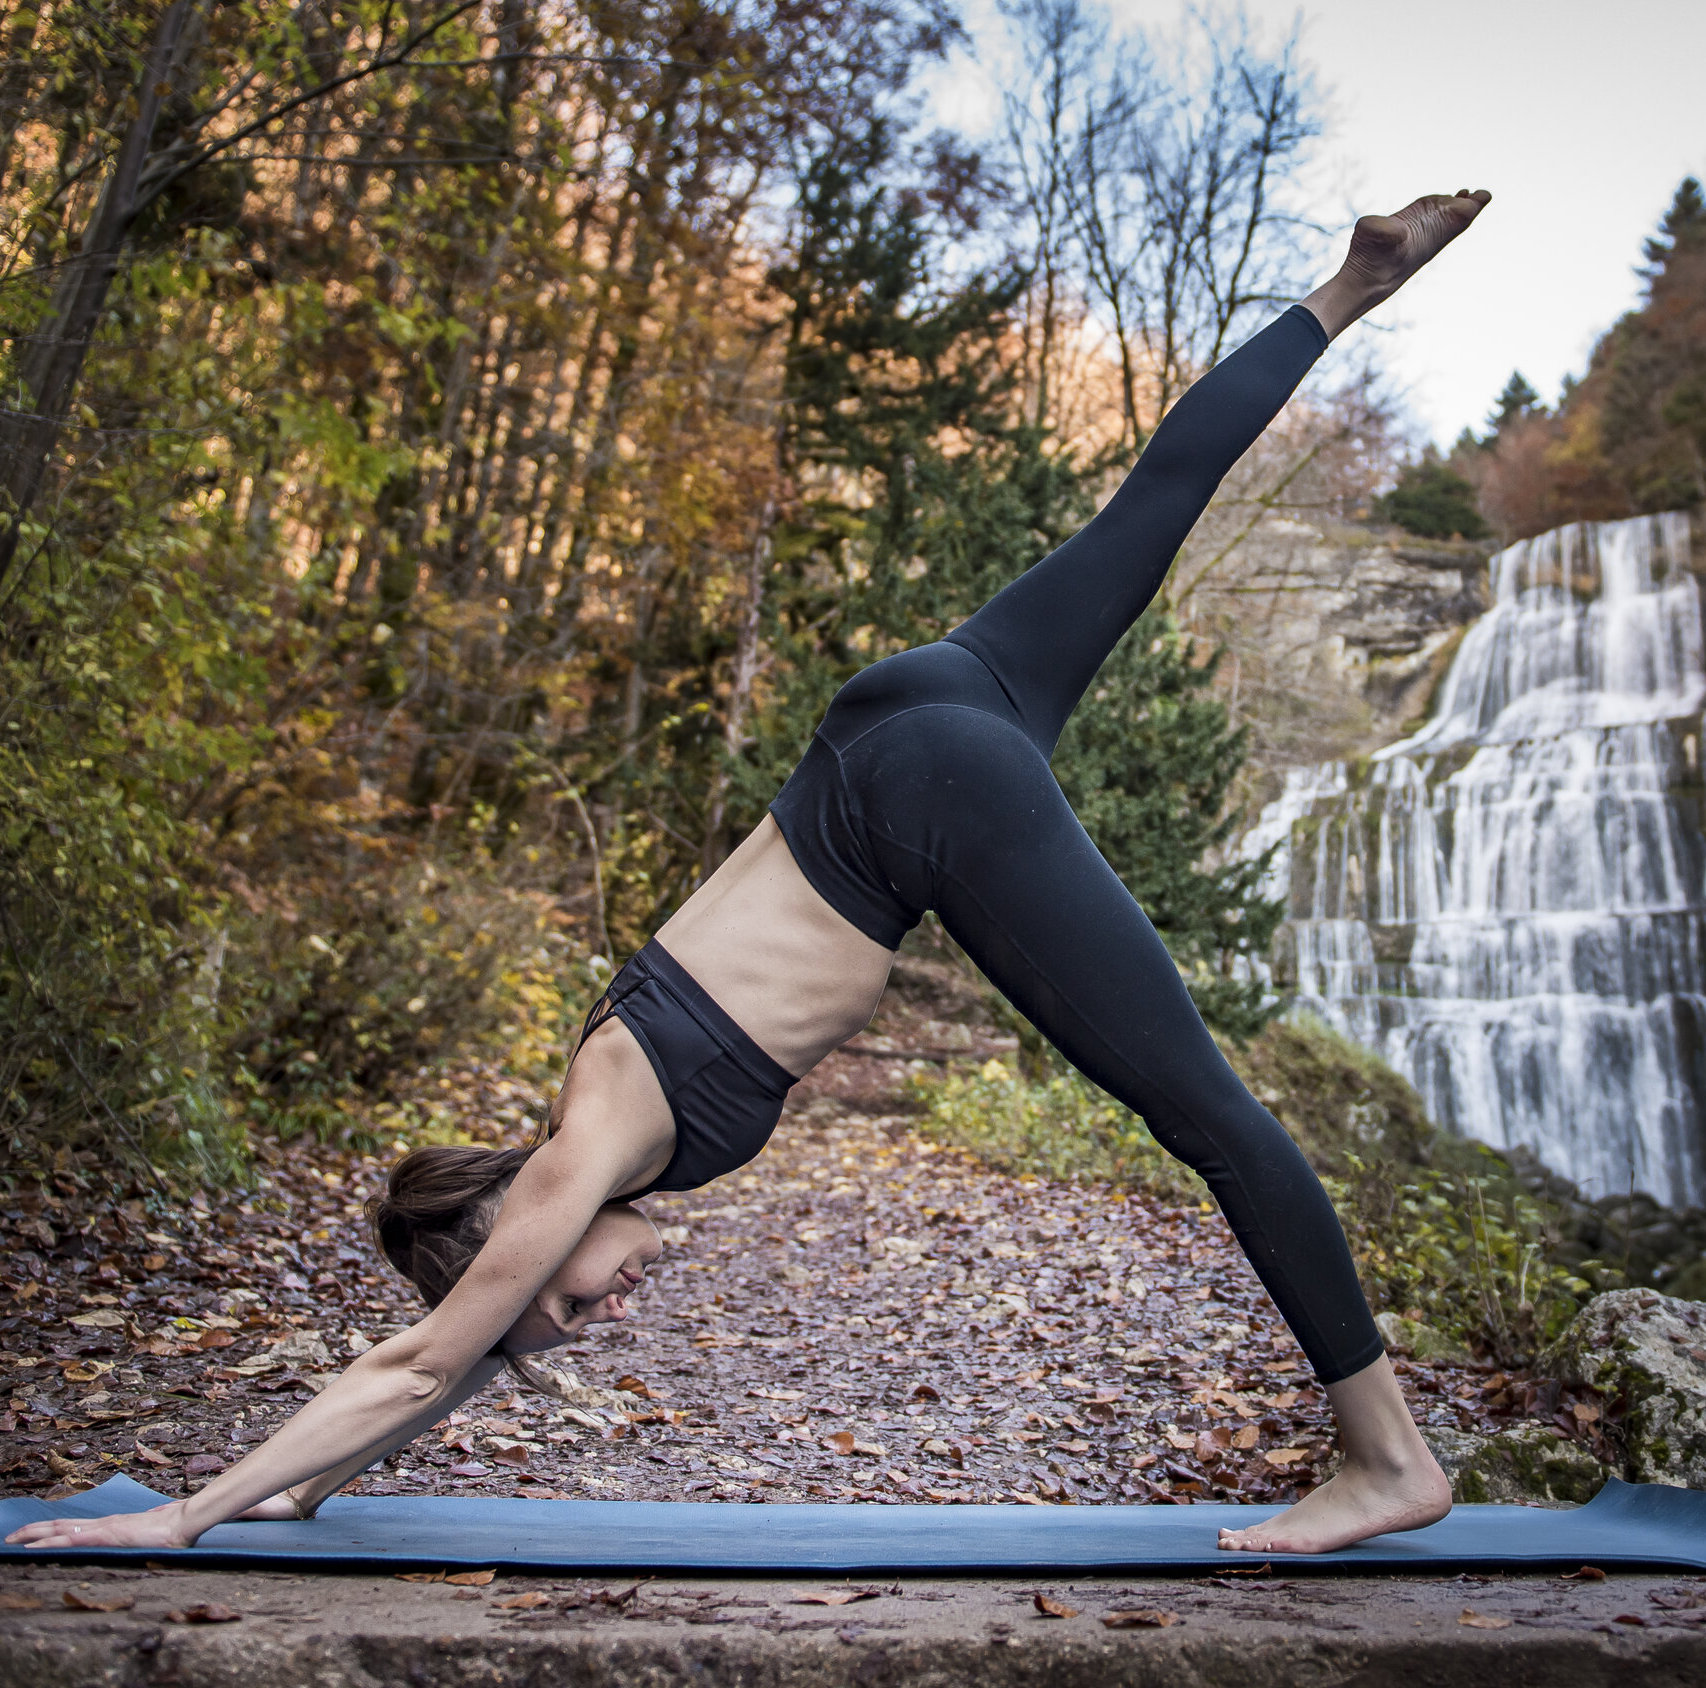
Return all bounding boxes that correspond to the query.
[1216,1455,1453,1556]
[1344,189,1492,300]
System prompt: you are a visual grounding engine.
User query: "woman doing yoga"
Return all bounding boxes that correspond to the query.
[8,188,1489,1559]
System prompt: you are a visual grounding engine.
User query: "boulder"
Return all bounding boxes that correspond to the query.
[1538,1288,1706,1487]
[1374,1311,1474,1366]
[1419,1423,1609,1506]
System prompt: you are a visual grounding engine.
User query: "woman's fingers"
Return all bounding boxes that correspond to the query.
[3,1505,192,1550]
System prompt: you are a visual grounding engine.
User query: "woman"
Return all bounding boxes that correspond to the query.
[8,188,1488,1558]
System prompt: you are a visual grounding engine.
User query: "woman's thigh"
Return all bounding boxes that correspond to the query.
[862,712,1252,1137]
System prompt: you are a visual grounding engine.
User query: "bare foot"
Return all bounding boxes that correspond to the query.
[1302,188,1490,339]
[1216,1451,1452,1555]
[1344,189,1491,300]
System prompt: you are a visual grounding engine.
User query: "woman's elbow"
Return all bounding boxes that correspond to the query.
[360,1328,461,1405]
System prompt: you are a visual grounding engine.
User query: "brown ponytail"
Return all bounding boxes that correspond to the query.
[366,1141,538,1309]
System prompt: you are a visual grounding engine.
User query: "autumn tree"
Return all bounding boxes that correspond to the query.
[1466,175,1706,537]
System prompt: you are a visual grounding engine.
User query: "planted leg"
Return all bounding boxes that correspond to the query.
[862,714,1447,1551]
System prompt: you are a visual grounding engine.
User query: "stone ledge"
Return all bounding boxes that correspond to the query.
[3,1566,1705,1688]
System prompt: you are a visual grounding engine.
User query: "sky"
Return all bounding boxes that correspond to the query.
[924,0,1706,446]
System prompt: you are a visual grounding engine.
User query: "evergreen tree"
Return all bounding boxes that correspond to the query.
[1374,449,1490,540]
[1643,176,1706,276]
[735,119,1284,1036]
[733,119,1088,815]
[1486,370,1543,435]
[1051,625,1286,1039]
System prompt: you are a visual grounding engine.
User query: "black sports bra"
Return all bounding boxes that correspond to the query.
[575,940,797,1196]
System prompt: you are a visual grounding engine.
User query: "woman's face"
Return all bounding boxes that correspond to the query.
[501,1202,663,1355]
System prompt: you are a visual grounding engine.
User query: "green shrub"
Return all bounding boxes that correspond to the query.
[911,1016,1594,1365]
[1374,451,1490,540]
[912,1056,1203,1202]
[227,854,584,1105]
[1325,1150,1592,1361]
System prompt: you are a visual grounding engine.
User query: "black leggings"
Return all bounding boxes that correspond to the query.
[772,304,1384,1384]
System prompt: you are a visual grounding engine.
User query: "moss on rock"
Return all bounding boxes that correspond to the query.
[1419,1423,1609,1506]
[1539,1289,1706,1487]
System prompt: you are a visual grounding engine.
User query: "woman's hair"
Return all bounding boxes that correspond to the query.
[366,1142,537,1309]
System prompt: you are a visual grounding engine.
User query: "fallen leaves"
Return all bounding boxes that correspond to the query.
[495,1591,552,1610]
[61,1589,134,1612]
[1262,1447,1310,1467]
[0,1592,44,1611]
[1458,1609,1512,1629]
[1103,1608,1180,1629]
[59,1358,112,1385]
[1562,1566,1607,1581]
[791,1588,880,1606]
[1033,1593,1079,1618]
[394,1567,502,1589]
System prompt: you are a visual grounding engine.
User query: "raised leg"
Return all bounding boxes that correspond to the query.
[946,188,1491,760]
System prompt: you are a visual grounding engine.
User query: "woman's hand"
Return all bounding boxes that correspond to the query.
[4,1499,194,1551]
[232,1493,306,1522]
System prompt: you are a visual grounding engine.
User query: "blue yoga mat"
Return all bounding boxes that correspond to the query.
[2,1475,1702,1575]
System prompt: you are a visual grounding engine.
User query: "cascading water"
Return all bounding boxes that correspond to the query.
[1246,511,1706,1210]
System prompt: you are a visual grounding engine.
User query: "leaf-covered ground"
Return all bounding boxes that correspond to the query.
[0,985,1608,1511]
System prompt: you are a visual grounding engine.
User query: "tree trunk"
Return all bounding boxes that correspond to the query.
[699,489,777,874]
[0,0,43,190]
[0,0,199,591]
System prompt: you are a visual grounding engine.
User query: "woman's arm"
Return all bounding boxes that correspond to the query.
[240,1354,507,1520]
[7,1115,653,1550]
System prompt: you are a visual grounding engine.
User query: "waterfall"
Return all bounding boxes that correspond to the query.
[1247,512,1706,1210]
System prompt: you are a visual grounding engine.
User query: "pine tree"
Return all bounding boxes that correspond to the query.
[1374,449,1490,540]
[1051,625,1286,1039]
[731,119,1283,1036]
[731,120,1089,816]
[1643,176,1706,276]
[1486,370,1543,435]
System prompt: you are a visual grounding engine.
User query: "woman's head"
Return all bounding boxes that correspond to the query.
[500,1201,662,1354]
[367,1143,662,1353]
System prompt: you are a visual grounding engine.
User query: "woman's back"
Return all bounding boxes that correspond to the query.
[651,814,895,1077]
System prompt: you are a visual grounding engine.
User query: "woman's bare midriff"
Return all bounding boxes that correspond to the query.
[651,814,896,1077]
[553,816,892,1199]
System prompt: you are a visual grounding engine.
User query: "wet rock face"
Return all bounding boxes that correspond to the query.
[1186,515,1492,766]
[1419,1424,1610,1507]
[1540,1289,1706,1486]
